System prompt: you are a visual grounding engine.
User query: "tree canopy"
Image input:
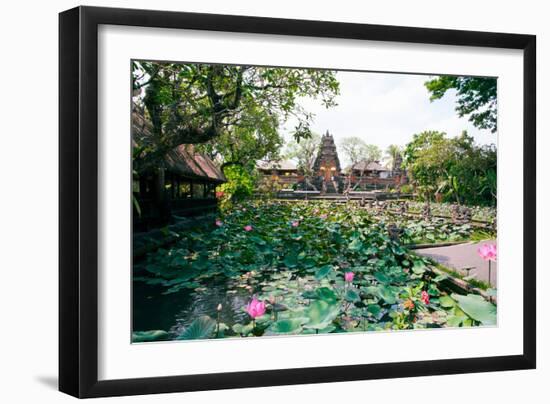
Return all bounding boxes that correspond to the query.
[403,130,496,205]
[339,137,381,168]
[425,76,497,133]
[385,144,403,170]
[285,132,322,178]
[132,61,340,171]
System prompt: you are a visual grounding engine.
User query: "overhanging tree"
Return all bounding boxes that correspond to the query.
[424,76,497,133]
[132,61,340,172]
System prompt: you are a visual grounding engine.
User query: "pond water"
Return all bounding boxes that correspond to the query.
[133,269,325,339]
[133,276,253,338]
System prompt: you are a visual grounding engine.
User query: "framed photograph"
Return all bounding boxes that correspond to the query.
[59,6,536,398]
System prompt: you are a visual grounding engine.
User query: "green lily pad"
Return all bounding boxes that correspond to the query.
[132,330,169,343]
[446,315,467,327]
[412,260,427,275]
[315,287,339,303]
[304,300,340,329]
[439,295,456,308]
[451,293,497,325]
[267,318,304,335]
[177,316,217,340]
[377,285,399,304]
[374,272,391,284]
[315,264,333,280]
[232,323,254,336]
[283,254,298,268]
[345,288,361,303]
[366,304,382,317]
[348,238,363,252]
[250,236,266,245]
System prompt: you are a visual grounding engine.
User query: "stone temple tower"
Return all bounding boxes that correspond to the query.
[313,131,342,193]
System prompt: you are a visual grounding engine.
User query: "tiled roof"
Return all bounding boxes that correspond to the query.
[132,108,225,183]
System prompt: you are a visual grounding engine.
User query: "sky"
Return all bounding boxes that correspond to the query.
[281,70,497,167]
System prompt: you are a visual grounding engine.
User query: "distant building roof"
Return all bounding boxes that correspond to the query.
[132,107,226,183]
[257,160,298,171]
[350,160,389,172]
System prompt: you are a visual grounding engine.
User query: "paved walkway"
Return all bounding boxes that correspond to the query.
[415,240,497,287]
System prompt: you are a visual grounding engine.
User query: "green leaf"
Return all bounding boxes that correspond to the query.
[348,238,363,252]
[267,318,304,335]
[132,330,169,343]
[283,254,298,268]
[177,316,217,340]
[250,236,266,245]
[439,295,456,308]
[412,261,427,275]
[374,272,391,284]
[232,323,254,336]
[446,315,466,327]
[366,304,382,318]
[315,287,339,303]
[315,264,333,280]
[304,300,340,330]
[451,294,497,325]
[377,285,398,304]
[345,288,361,303]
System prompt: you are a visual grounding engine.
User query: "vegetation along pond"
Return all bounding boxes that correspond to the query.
[132,201,497,342]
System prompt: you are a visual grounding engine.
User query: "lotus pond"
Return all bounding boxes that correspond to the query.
[133,201,497,342]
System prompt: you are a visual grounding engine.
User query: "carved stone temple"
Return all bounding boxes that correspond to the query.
[312,131,343,193]
[256,129,408,197]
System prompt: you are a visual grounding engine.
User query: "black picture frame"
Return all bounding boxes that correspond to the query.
[59,5,536,398]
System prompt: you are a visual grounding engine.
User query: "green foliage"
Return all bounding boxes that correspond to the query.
[403,131,496,206]
[177,316,217,340]
[304,300,340,330]
[285,132,321,178]
[132,330,169,343]
[425,75,497,133]
[136,201,496,338]
[267,318,304,335]
[132,61,339,171]
[386,144,403,170]
[217,165,256,203]
[451,293,497,325]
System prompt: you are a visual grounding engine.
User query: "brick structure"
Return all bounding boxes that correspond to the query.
[312,131,343,193]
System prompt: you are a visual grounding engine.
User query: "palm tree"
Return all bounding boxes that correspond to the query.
[385,144,403,173]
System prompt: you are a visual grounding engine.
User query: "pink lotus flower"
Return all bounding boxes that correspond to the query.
[245,297,266,319]
[291,221,300,227]
[344,271,354,283]
[478,243,497,262]
[244,225,253,232]
[421,291,430,305]
[320,214,328,219]
[215,219,223,227]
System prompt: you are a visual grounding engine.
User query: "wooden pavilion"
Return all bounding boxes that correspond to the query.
[132,109,226,231]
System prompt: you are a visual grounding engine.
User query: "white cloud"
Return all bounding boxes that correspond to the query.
[282,70,496,166]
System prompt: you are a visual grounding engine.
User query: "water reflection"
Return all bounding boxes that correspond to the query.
[133,276,254,338]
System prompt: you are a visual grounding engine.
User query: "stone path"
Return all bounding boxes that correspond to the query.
[415,240,497,287]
